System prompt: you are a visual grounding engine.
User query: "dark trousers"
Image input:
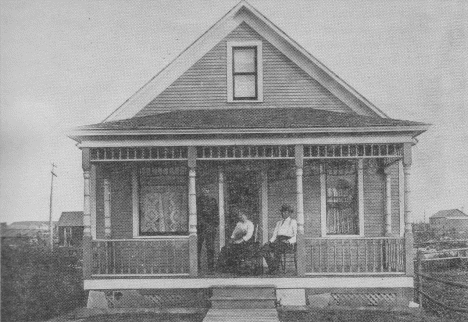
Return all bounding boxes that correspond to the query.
[261,240,291,273]
[197,225,216,270]
[216,242,247,273]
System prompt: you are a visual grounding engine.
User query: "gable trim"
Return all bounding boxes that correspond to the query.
[104,1,388,122]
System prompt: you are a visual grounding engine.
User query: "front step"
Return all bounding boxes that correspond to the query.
[210,285,276,309]
[203,309,279,322]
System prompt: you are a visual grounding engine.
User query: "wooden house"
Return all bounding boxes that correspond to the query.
[69,2,429,309]
[57,211,84,247]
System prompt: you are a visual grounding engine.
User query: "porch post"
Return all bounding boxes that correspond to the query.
[82,148,92,279]
[403,143,414,276]
[218,167,225,249]
[384,167,392,236]
[261,167,269,245]
[188,147,198,276]
[104,178,111,238]
[295,145,305,276]
[90,165,97,239]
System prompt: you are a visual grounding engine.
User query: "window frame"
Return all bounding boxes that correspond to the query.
[132,164,190,238]
[320,160,365,237]
[227,41,263,102]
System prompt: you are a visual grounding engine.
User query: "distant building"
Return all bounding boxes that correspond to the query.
[0,223,51,246]
[57,211,83,247]
[429,209,468,235]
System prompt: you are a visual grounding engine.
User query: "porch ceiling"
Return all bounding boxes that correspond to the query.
[74,108,428,133]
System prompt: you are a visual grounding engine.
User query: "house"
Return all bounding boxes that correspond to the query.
[429,209,468,236]
[69,1,429,309]
[57,211,84,247]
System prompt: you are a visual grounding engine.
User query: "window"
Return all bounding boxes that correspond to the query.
[227,41,263,102]
[134,165,188,236]
[321,160,364,236]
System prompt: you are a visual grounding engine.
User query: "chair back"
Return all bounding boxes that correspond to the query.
[254,224,259,243]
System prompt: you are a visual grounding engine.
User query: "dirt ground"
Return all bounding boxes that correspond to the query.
[46,308,464,322]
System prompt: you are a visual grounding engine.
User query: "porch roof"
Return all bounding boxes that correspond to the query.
[76,108,428,133]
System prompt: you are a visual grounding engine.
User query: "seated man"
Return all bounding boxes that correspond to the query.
[216,208,254,273]
[261,204,297,274]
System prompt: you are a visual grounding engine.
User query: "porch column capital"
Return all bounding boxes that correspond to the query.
[403,143,412,166]
[82,148,90,171]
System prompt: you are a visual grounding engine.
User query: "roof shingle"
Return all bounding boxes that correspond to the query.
[77,108,427,131]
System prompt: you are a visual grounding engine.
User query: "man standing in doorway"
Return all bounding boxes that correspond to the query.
[197,187,218,272]
[262,204,297,274]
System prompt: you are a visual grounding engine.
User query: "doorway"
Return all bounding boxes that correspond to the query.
[225,169,260,244]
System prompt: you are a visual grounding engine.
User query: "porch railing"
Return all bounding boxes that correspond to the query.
[91,238,190,275]
[305,237,405,274]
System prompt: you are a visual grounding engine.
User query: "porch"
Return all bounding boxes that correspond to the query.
[80,143,415,281]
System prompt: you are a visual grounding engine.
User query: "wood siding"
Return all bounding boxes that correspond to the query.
[363,165,385,237]
[136,23,354,117]
[95,166,105,239]
[110,166,133,239]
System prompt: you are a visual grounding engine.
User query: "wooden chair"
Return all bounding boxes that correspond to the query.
[280,243,297,273]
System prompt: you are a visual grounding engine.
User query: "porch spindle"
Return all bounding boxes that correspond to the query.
[295,145,305,276]
[188,146,198,277]
[104,178,111,238]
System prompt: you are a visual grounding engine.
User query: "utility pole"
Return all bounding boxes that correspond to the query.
[49,163,57,250]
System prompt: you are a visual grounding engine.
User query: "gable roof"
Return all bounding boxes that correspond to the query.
[430,209,468,219]
[103,1,388,122]
[58,212,83,227]
[76,107,428,135]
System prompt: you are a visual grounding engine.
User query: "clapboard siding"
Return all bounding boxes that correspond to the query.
[390,163,401,235]
[110,165,133,239]
[137,23,354,116]
[363,166,385,237]
[304,175,321,238]
[95,166,105,239]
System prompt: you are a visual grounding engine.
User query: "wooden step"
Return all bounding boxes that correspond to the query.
[212,287,275,298]
[210,297,276,309]
[203,309,279,322]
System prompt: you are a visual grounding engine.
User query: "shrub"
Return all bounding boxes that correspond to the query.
[1,240,86,322]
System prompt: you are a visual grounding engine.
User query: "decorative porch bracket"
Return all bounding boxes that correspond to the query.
[295,145,306,276]
[188,147,198,277]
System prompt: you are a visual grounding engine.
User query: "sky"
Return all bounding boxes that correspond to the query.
[0,0,466,224]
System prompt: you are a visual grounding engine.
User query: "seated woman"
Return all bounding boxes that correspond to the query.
[216,208,254,273]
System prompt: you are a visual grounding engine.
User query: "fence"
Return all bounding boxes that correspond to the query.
[415,248,468,318]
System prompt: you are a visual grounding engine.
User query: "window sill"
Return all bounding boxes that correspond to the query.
[227,99,263,103]
[132,235,190,239]
[321,235,365,238]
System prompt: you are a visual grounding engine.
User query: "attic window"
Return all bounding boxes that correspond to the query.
[227,41,263,102]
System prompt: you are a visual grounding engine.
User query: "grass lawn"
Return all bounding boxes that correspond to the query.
[81,313,206,322]
[419,268,468,321]
[279,308,458,322]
